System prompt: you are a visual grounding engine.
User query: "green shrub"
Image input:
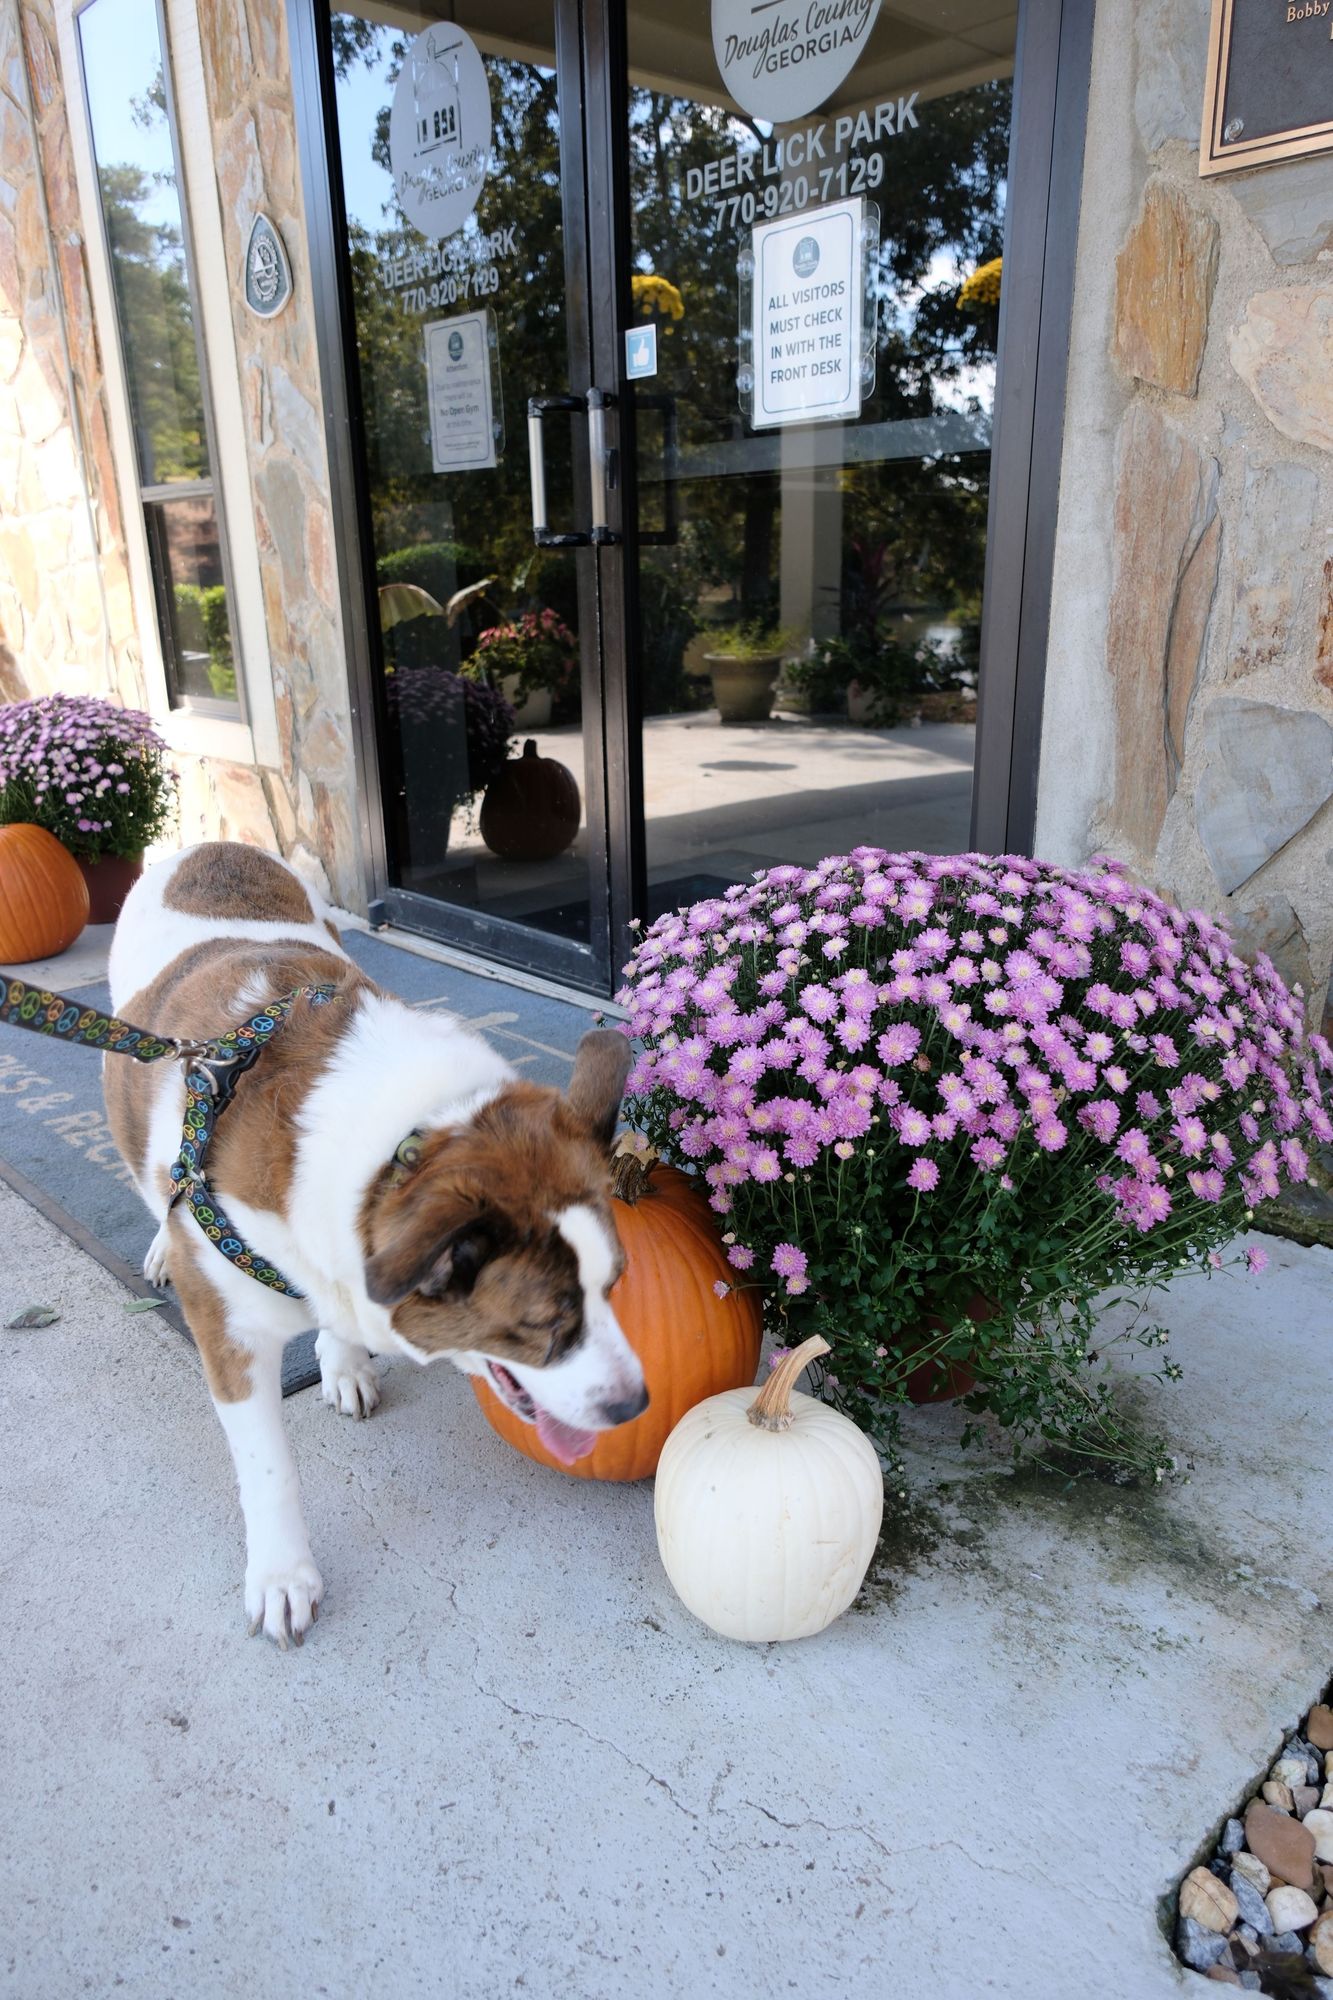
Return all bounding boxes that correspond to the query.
[172,583,235,699]
[376,541,488,607]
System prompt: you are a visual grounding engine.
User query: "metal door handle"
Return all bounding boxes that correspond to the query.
[586,388,619,546]
[527,394,589,548]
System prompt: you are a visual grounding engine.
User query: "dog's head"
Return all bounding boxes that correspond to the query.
[360,1029,646,1463]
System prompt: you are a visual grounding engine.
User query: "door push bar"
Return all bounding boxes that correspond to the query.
[527,389,620,549]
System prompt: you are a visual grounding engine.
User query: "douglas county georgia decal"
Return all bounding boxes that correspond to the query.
[713,0,880,124]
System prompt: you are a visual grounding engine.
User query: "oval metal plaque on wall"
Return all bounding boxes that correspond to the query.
[244,213,293,318]
[713,0,880,124]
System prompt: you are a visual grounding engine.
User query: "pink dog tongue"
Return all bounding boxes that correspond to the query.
[535,1409,599,1466]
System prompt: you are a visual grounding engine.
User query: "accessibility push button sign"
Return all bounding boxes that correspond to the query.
[751,197,862,429]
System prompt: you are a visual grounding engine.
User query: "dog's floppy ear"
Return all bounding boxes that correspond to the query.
[364,1173,501,1308]
[567,1028,632,1148]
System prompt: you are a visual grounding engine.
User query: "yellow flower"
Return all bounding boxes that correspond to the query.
[956,257,1002,312]
[631,273,685,322]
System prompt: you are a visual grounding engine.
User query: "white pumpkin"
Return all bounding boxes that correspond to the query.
[654,1335,884,1642]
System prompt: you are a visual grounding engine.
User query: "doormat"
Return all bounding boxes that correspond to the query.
[0,927,597,1397]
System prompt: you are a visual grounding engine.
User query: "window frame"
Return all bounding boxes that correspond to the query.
[59,0,280,768]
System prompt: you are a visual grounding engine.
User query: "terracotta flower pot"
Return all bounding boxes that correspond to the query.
[76,851,143,925]
[897,1291,994,1405]
[705,652,781,723]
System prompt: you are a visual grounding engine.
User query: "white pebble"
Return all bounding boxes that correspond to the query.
[1263,1779,1295,1812]
[1266,1885,1318,1933]
[1272,1756,1309,1790]
[1232,1850,1271,1895]
[1302,1808,1333,1862]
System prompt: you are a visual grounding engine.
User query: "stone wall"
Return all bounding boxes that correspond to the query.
[0,0,141,710]
[1037,0,1333,1036]
[193,0,363,906]
[0,0,365,911]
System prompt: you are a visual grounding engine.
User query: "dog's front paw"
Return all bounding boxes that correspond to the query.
[315,1331,381,1420]
[244,1555,323,1649]
[143,1223,171,1289]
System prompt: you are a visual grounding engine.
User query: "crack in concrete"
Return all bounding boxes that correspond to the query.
[469,1675,703,1825]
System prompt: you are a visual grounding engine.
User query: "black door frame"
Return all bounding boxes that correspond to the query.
[288,0,617,992]
[288,0,1095,996]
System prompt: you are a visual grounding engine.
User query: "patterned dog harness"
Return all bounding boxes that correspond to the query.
[1,974,336,1298]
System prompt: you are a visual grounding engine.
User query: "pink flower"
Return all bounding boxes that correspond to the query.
[772,1243,807,1281]
[906,1158,940,1192]
[712,1280,731,1300]
[1078,1100,1120,1143]
[896,1107,932,1148]
[1246,1245,1269,1274]
[727,1243,755,1270]
[1171,1116,1208,1159]
[877,1024,921,1067]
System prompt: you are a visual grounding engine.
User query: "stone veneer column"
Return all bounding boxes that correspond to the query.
[191,0,365,909]
[1041,0,1333,1044]
[0,0,142,709]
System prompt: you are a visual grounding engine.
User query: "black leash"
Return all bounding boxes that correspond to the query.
[1,974,335,1298]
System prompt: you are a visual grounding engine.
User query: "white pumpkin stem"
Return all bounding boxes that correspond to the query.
[748,1335,830,1432]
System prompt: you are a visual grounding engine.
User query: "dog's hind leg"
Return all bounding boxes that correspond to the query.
[315,1329,381,1420]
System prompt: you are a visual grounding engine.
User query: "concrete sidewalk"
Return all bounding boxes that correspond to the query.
[1,1175,1330,2000]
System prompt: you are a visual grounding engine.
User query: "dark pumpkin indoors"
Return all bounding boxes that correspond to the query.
[479,740,581,864]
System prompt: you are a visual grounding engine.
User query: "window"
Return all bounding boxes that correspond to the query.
[76,0,239,715]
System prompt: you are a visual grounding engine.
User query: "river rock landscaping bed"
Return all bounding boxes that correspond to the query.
[1174,1692,1333,1989]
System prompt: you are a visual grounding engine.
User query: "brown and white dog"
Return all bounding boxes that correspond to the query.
[104,842,646,1646]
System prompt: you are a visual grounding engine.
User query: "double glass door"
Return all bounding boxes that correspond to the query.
[323,1,1017,993]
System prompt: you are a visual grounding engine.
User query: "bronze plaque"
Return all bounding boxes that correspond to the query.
[1200,0,1333,175]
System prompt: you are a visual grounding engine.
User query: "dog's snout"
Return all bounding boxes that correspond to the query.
[600,1384,650,1427]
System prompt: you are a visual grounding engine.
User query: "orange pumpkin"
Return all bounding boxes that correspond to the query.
[0,824,90,962]
[472,1150,762,1481]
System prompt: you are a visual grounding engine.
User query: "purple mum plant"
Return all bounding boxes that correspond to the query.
[382,666,514,800]
[618,849,1332,1480]
[0,694,176,860]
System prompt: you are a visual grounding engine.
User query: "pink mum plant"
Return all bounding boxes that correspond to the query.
[618,849,1331,1479]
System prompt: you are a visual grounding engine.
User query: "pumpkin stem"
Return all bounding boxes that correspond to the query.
[610,1134,659,1204]
[748,1335,830,1432]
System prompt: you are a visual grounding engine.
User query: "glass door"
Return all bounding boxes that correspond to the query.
[621,2,1016,909]
[325,0,613,987]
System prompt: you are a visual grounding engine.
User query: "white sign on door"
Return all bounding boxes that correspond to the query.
[713,0,880,124]
[750,197,863,429]
[425,311,497,471]
[389,25,492,241]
